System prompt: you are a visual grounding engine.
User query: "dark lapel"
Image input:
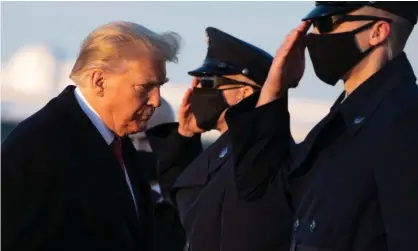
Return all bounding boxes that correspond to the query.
[172,132,231,189]
[55,85,141,235]
[172,147,211,188]
[207,132,232,174]
[122,137,153,242]
[122,137,151,212]
[288,92,345,177]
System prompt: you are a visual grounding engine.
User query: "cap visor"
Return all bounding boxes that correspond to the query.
[302,5,350,21]
[188,65,240,77]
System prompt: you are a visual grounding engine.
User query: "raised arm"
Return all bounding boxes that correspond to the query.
[225,21,311,201]
[146,79,205,204]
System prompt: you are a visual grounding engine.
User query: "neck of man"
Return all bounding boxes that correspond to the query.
[216,119,229,134]
[81,88,118,135]
[344,49,392,95]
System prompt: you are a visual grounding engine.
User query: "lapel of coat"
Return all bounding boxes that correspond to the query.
[207,132,232,175]
[122,137,153,244]
[172,132,231,189]
[122,137,152,212]
[172,147,210,188]
[288,92,345,178]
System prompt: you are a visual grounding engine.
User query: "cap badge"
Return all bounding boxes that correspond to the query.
[354,116,365,125]
[218,147,228,158]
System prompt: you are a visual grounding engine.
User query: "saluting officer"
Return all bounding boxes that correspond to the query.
[224,2,418,251]
[146,27,293,251]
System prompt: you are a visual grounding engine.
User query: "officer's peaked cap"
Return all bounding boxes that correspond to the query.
[303,1,418,25]
[188,27,273,86]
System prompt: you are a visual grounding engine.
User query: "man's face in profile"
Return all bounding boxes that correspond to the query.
[129,98,175,152]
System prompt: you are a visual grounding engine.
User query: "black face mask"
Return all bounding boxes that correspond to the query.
[306,22,378,86]
[189,87,230,131]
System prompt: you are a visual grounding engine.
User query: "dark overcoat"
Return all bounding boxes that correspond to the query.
[2,86,154,251]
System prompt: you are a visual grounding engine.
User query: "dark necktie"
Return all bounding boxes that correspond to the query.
[111,137,139,213]
[111,137,125,171]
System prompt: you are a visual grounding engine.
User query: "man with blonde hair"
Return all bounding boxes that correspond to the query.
[2,21,181,251]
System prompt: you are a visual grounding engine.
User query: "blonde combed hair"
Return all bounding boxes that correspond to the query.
[69,21,182,83]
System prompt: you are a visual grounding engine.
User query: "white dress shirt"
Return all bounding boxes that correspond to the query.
[340,92,348,104]
[74,87,138,213]
[151,183,164,204]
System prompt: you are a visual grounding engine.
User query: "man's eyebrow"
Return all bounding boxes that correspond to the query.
[155,78,169,86]
[161,77,169,85]
[141,77,169,86]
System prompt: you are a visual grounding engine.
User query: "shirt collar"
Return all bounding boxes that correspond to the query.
[74,87,115,145]
[332,52,416,133]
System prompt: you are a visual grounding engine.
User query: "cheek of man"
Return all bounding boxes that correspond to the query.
[112,86,148,135]
[130,97,152,134]
[225,88,245,106]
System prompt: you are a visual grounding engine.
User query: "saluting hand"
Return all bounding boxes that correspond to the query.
[257,21,311,107]
[177,78,205,137]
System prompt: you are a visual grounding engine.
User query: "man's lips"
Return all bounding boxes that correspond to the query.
[136,113,153,121]
[135,107,155,121]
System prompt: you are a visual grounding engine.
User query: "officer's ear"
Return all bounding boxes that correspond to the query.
[240,85,255,100]
[369,20,391,46]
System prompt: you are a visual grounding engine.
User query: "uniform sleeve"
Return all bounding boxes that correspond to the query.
[146,122,203,203]
[374,110,418,251]
[225,92,294,201]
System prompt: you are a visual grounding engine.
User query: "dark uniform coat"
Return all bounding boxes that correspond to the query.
[146,123,293,251]
[135,151,187,251]
[1,86,154,251]
[151,191,186,251]
[225,52,418,251]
